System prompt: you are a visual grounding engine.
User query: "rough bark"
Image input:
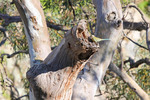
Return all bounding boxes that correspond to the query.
[72,0,123,100]
[27,20,98,100]
[109,63,150,100]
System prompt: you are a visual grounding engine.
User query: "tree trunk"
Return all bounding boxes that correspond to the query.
[14,0,51,100]
[72,0,123,99]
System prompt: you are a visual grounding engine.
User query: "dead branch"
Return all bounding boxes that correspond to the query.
[109,63,150,100]
[72,0,123,99]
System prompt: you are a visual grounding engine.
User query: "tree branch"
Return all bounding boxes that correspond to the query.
[79,4,94,35]
[0,26,8,46]
[68,0,76,21]
[128,5,149,24]
[0,50,28,60]
[46,21,69,32]
[109,63,150,100]
[128,5,150,52]
[123,4,150,52]
[123,31,149,50]
[146,26,150,52]
[130,58,150,68]
[122,58,150,69]
[16,94,28,100]
[123,21,148,31]
[0,13,69,31]
[0,13,21,26]
[72,0,123,99]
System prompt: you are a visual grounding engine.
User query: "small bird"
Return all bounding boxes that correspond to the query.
[91,35,110,43]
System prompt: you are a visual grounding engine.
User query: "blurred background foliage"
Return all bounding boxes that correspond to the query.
[0,0,149,100]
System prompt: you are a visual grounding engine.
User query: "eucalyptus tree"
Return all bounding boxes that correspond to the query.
[12,0,149,100]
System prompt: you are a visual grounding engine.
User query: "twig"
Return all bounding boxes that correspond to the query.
[79,4,94,35]
[0,27,8,46]
[1,13,148,33]
[123,31,149,50]
[46,21,69,32]
[146,25,150,51]
[118,40,124,70]
[0,50,28,61]
[120,58,150,69]
[68,0,76,21]
[128,5,148,24]
[16,94,28,100]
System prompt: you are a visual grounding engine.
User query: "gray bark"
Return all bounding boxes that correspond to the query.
[72,0,123,99]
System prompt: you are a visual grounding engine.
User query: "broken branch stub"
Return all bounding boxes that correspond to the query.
[27,20,98,100]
